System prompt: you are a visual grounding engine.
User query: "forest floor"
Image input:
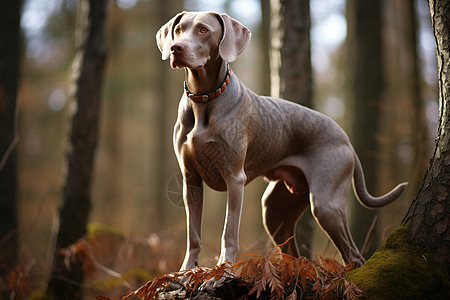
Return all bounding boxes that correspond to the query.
[110,243,363,300]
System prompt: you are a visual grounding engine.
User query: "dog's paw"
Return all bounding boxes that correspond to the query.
[199,276,225,291]
[162,272,190,291]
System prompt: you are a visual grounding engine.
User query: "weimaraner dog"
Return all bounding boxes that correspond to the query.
[156,11,407,271]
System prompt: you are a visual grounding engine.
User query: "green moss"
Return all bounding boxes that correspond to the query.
[87,222,125,239]
[28,291,54,300]
[346,225,449,299]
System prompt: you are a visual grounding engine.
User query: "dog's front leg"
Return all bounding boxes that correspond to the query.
[180,172,204,271]
[217,171,246,266]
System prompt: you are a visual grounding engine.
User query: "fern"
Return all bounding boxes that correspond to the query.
[116,245,362,299]
[311,257,363,299]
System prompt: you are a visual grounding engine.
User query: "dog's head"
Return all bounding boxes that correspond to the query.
[156,11,251,69]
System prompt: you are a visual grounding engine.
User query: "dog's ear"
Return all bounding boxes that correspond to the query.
[156,12,185,60]
[217,13,251,63]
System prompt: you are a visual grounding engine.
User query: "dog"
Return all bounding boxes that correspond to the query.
[156,11,407,270]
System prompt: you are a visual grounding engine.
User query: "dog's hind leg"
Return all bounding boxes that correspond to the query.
[310,180,366,267]
[262,181,310,257]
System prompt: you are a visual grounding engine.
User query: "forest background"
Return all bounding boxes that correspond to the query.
[3,0,440,297]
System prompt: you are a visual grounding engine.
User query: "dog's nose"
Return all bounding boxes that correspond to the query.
[171,43,185,53]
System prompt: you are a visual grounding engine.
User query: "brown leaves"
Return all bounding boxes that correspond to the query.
[229,238,320,299]
[61,237,97,279]
[311,258,363,300]
[6,264,33,299]
[231,246,316,299]
[121,264,233,300]
[118,242,363,300]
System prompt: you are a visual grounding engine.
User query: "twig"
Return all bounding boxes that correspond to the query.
[361,216,378,255]
[0,99,20,171]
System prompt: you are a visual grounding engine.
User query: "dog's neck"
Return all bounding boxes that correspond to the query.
[184,60,228,97]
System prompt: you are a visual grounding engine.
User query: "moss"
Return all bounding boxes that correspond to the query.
[87,222,125,239]
[346,225,449,299]
[28,291,54,300]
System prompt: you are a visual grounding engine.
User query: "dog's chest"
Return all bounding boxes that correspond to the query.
[182,125,231,190]
[178,103,235,190]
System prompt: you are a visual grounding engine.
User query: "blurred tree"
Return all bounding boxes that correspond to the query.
[154,0,184,231]
[270,0,312,106]
[96,2,124,228]
[375,0,428,237]
[46,0,108,298]
[400,0,427,200]
[345,0,383,258]
[269,0,314,257]
[260,0,271,95]
[0,0,22,293]
[383,0,427,200]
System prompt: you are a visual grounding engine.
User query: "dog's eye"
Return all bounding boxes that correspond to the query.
[200,27,208,33]
[174,27,181,34]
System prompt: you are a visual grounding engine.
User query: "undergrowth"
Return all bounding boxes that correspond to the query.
[101,239,362,300]
[4,229,361,299]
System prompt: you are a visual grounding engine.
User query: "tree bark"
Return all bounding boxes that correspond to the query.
[46,0,108,298]
[270,0,314,256]
[402,0,449,269]
[345,0,383,258]
[0,0,22,293]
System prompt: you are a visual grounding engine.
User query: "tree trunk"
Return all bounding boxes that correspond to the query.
[46,0,108,298]
[270,0,312,107]
[0,0,22,295]
[270,0,314,256]
[260,0,271,96]
[345,0,383,258]
[347,1,449,297]
[402,0,449,269]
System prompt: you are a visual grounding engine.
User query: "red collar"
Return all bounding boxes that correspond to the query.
[184,65,231,103]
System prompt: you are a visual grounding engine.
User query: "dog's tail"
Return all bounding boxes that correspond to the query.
[352,153,408,208]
